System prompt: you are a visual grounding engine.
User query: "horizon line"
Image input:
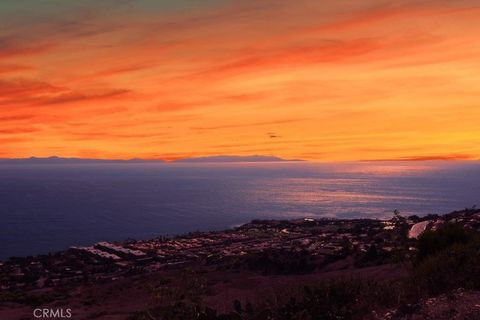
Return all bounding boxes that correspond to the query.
[0,155,479,163]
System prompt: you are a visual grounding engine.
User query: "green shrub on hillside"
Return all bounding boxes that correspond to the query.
[411,241,480,296]
[416,223,477,262]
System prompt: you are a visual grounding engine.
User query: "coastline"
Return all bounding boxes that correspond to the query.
[2,207,479,285]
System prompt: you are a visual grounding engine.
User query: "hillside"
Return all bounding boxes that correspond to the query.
[1,208,480,319]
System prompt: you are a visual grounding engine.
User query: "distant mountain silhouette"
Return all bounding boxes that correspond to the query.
[0,155,304,164]
[0,156,164,164]
[174,155,303,163]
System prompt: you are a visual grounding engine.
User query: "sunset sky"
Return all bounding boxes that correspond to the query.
[1,0,480,161]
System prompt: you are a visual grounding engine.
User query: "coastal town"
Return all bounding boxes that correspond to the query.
[2,208,480,294]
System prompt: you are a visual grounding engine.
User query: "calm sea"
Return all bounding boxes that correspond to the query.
[1,161,479,259]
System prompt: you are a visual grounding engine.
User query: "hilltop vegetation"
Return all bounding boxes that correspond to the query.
[131,223,480,320]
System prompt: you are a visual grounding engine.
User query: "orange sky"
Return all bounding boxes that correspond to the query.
[1,0,480,161]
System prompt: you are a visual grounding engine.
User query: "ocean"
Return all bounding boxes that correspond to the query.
[1,161,479,260]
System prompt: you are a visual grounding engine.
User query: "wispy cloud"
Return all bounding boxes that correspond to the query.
[38,89,130,106]
[191,119,303,131]
[0,36,54,58]
[372,154,476,161]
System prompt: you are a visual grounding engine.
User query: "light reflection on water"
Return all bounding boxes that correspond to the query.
[330,162,440,176]
[247,177,441,219]
[0,161,479,258]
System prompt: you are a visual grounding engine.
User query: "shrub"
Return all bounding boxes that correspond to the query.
[411,241,480,296]
[274,279,400,320]
[416,223,477,262]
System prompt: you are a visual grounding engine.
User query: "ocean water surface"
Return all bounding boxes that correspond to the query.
[1,161,479,259]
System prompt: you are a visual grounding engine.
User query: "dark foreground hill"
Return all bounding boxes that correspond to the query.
[1,208,480,319]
